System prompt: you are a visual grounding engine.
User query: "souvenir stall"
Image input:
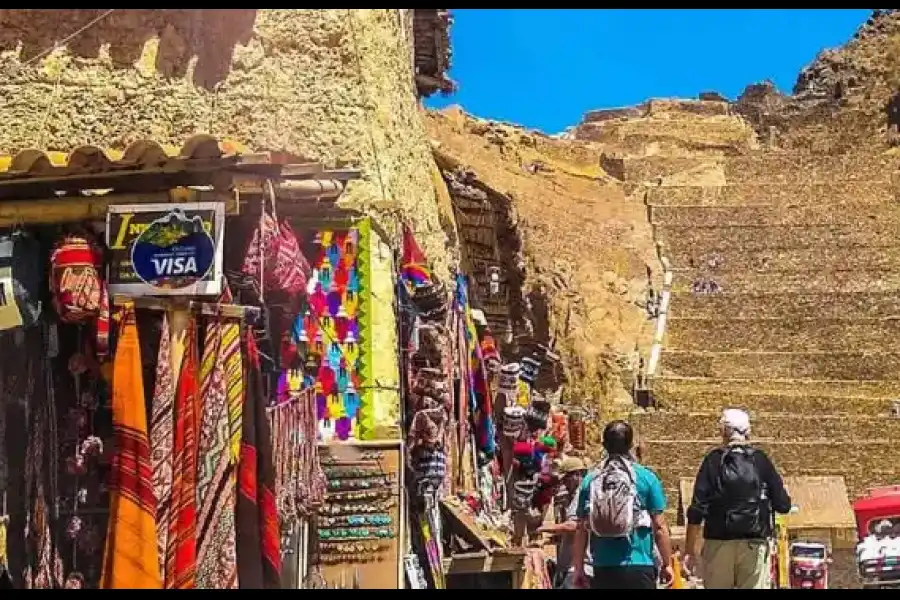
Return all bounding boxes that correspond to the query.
[396,223,592,590]
[273,213,406,590]
[0,135,367,590]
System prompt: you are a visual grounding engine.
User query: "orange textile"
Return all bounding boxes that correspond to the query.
[100,304,163,589]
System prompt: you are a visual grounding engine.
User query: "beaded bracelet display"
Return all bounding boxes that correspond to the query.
[317,526,395,540]
[319,514,393,528]
[320,451,385,465]
[318,540,391,554]
[325,488,394,502]
[323,466,389,479]
[320,553,385,565]
[327,476,393,491]
[320,499,396,516]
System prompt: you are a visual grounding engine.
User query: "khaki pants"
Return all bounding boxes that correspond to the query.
[701,539,770,589]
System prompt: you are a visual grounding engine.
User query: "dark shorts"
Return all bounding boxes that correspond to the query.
[591,566,657,590]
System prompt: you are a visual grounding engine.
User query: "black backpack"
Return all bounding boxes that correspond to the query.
[717,445,765,537]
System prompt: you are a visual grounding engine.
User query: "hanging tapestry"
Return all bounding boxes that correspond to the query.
[195,308,242,589]
[237,329,282,589]
[150,313,175,578]
[100,304,162,589]
[290,221,373,441]
[165,318,200,589]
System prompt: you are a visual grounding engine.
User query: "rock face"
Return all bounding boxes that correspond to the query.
[426,108,660,413]
[0,9,453,277]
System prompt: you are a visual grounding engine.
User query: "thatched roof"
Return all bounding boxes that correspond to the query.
[413,9,456,97]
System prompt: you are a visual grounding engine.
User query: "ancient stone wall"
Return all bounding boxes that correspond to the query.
[0,9,452,277]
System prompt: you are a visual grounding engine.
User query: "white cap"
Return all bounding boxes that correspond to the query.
[721,408,751,435]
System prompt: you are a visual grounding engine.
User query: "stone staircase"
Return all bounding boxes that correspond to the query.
[580,100,900,526]
[642,170,900,520]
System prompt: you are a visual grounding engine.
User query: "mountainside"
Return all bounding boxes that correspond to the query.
[426,9,900,542]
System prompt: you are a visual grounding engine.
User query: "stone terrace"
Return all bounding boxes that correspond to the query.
[577,100,900,524]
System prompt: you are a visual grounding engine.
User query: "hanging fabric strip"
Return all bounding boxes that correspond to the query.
[150,313,175,579]
[237,329,282,589]
[165,318,200,589]
[195,311,240,589]
[100,304,162,589]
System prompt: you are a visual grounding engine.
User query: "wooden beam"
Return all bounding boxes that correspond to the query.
[0,189,237,227]
[112,295,261,323]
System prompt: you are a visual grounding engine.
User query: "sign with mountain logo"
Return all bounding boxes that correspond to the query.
[106,203,224,296]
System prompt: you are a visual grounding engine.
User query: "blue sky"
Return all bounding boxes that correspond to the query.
[426,9,872,134]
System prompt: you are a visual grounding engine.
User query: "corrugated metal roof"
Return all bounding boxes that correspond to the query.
[679,475,855,531]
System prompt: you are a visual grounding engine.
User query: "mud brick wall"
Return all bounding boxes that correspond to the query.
[0,9,453,277]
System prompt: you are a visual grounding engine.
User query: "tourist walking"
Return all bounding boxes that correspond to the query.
[682,409,792,589]
[537,457,591,588]
[572,421,673,589]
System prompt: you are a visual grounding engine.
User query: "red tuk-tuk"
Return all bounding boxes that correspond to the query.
[853,486,900,589]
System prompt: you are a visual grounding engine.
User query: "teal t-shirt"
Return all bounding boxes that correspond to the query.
[576,461,666,568]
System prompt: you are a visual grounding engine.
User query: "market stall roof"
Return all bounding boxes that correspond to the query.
[0,133,361,202]
[679,475,856,531]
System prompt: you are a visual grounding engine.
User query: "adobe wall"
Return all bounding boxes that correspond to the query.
[0,9,453,277]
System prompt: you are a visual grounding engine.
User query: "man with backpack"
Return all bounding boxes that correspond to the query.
[572,421,673,589]
[682,408,792,589]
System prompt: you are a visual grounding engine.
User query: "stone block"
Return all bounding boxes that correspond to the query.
[633,411,900,442]
[725,153,895,184]
[666,245,900,272]
[668,291,900,320]
[659,223,900,255]
[671,269,900,294]
[666,317,900,353]
[650,201,900,228]
[661,350,900,380]
[645,181,894,207]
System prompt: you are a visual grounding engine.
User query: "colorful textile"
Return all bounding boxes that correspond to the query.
[293,228,365,441]
[237,330,282,589]
[454,275,496,456]
[196,311,241,589]
[150,313,176,578]
[100,304,162,589]
[165,318,200,589]
[400,224,433,289]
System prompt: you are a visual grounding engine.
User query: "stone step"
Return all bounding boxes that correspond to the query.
[603,155,715,183]
[652,379,896,416]
[650,202,900,228]
[724,153,895,185]
[640,439,899,500]
[665,317,900,353]
[645,181,893,207]
[661,351,900,381]
[668,291,900,320]
[671,269,900,294]
[658,223,900,254]
[666,245,900,272]
[651,465,899,512]
[632,410,900,442]
[654,375,900,399]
